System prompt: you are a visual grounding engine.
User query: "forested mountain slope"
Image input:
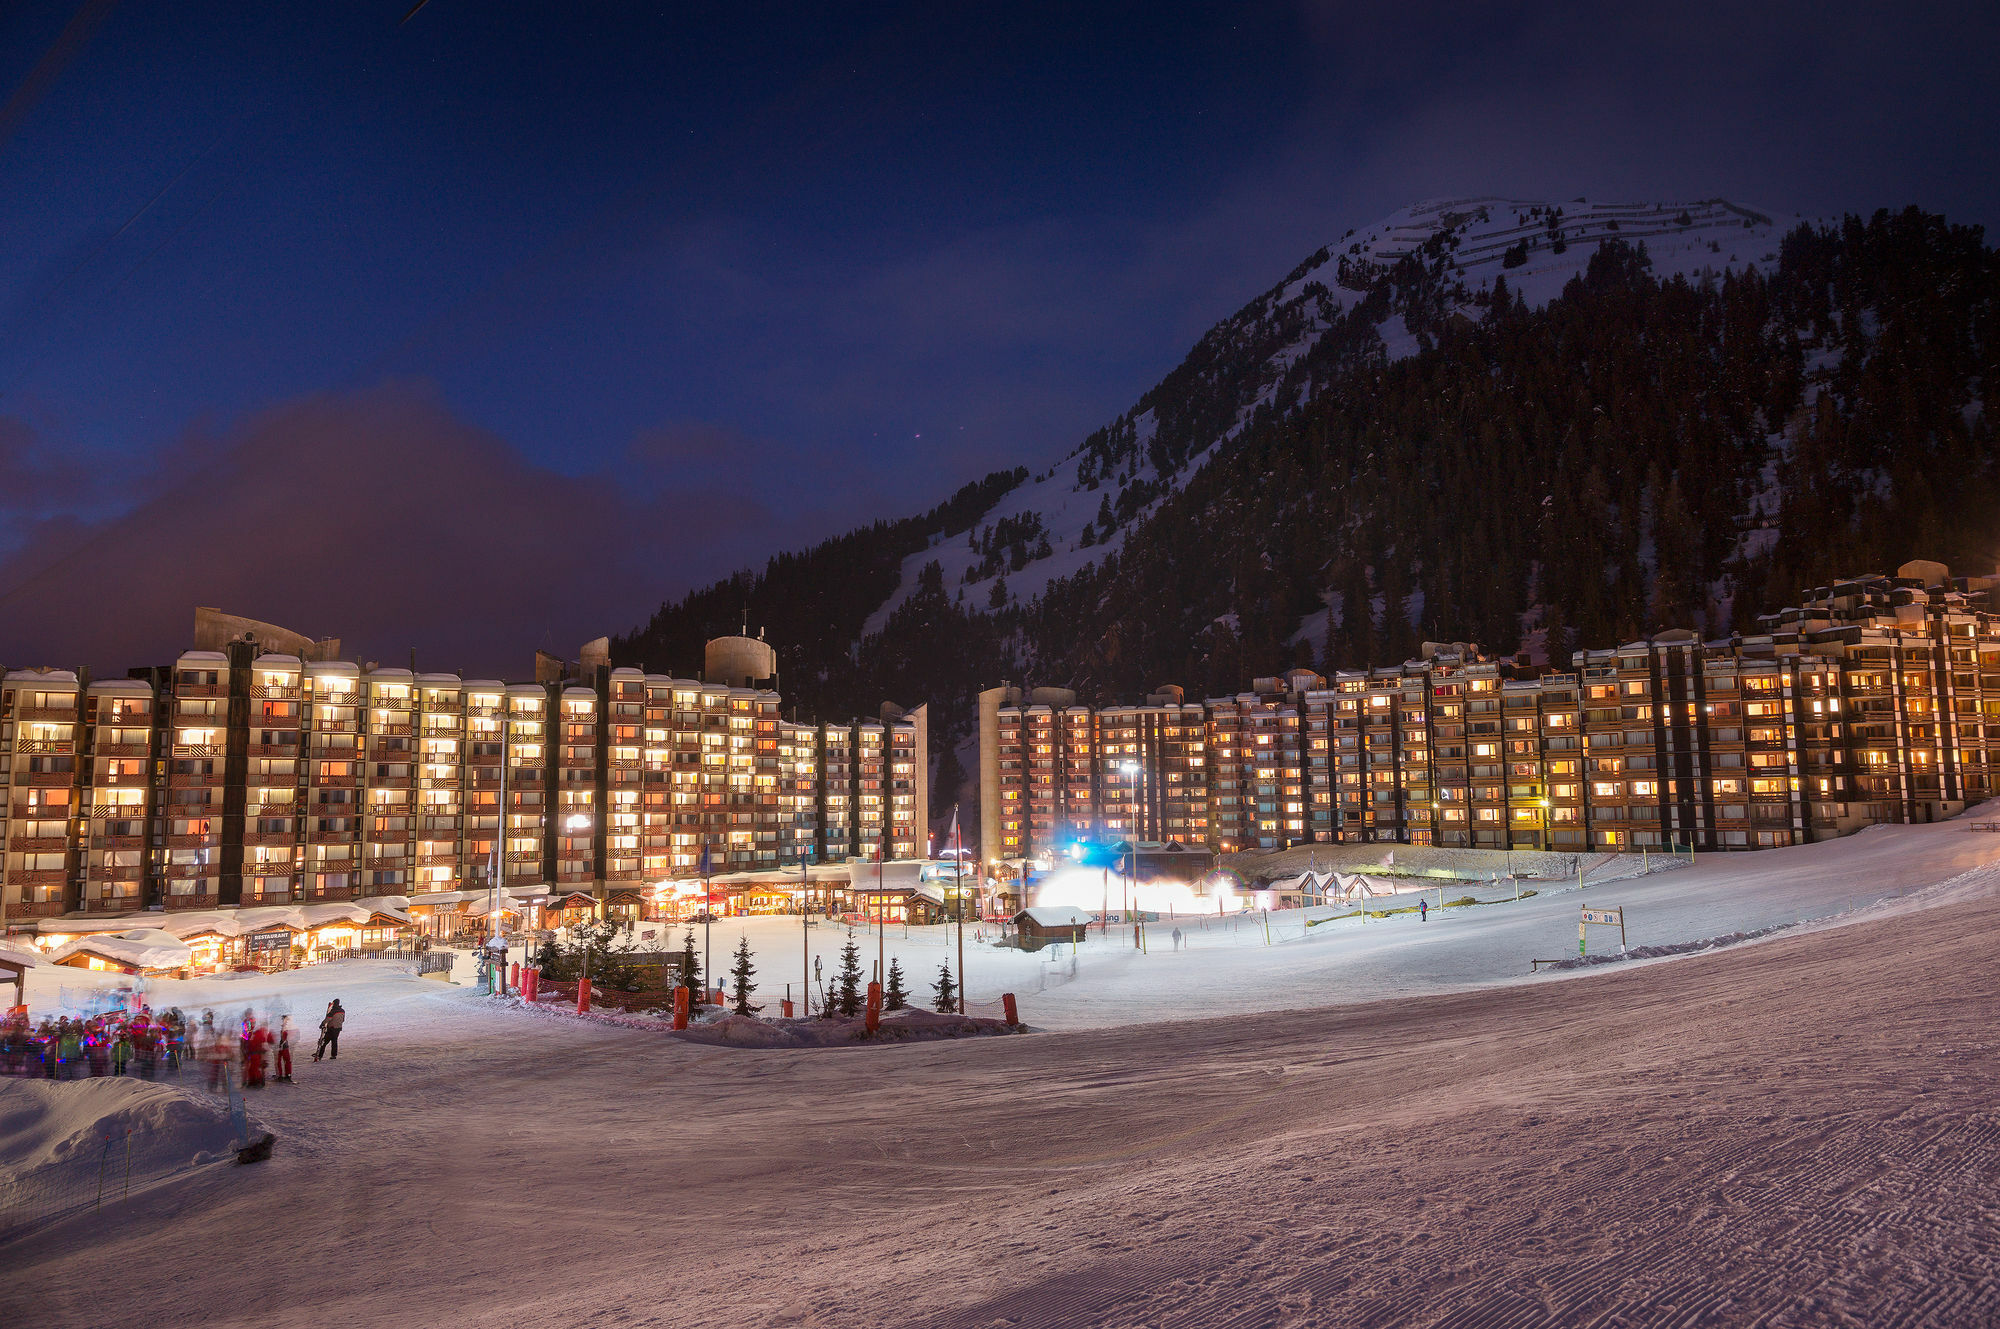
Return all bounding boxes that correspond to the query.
[615,203,1998,818]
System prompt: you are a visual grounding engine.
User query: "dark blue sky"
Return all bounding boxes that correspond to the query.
[3,1,1996,672]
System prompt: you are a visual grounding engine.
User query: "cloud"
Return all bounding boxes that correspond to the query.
[0,382,770,676]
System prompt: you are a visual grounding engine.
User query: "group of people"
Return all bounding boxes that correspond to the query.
[0,998,347,1088]
[0,1006,191,1080]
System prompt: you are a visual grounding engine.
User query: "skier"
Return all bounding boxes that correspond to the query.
[1172,926,1183,951]
[313,999,345,1062]
[1419,899,1429,922]
[274,1016,294,1082]
[112,1028,133,1076]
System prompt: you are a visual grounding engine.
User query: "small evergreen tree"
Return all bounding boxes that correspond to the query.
[729,936,756,1015]
[932,962,958,1013]
[835,940,864,1017]
[533,933,567,979]
[883,956,908,1011]
[676,929,702,1001]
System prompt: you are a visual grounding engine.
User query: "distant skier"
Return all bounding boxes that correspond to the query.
[1172,927,1183,951]
[274,1016,294,1082]
[1419,900,1429,922]
[313,999,345,1062]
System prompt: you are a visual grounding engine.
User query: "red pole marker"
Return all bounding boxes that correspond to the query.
[1002,993,1019,1026]
[509,962,520,988]
[780,999,794,1018]
[576,976,592,1014]
[673,986,690,1031]
[865,981,882,1034]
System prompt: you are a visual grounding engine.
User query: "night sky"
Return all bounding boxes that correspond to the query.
[3,1,1996,675]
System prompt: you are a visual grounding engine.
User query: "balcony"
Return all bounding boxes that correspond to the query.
[92,834,145,850]
[165,833,219,849]
[373,723,414,738]
[251,684,301,701]
[243,889,294,905]
[9,899,67,917]
[16,705,80,722]
[8,868,67,885]
[14,739,75,756]
[8,834,68,853]
[307,885,356,901]
[248,743,302,759]
[364,855,409,871]
[175,683,225,698]
[94,743,150,758]
[18,771,75,787]
[242,831,295,847]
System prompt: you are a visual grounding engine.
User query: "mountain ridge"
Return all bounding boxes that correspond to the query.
[615,197,1995,829]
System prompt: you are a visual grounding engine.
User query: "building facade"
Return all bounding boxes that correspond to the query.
[1,632,926,922]
[981,560,2000,861]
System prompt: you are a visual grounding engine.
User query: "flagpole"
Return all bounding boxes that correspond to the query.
[702,838,712,1007]
[876,828,885,987]
[800,847,809,1017]
[953,805,965,1015]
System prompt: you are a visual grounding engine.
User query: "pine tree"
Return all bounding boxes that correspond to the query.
[932,962,958,1013]
[835,939,864,1017]
[883,956,908,1011]
[728,936,756,1016]
[676,929,702,1001]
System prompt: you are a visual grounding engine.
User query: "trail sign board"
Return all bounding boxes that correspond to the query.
[1579,905,1627,955]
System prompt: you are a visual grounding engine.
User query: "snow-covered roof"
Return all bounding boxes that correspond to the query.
[0,939,42,968]
[49,929,193,971]
[1016,906,1096,928]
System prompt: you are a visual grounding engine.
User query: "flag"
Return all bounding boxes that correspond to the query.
[698,841,712,879]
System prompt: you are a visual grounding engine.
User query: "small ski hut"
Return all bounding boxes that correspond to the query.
[1011,905,1095,951]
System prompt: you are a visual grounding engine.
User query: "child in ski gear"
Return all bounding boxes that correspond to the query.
[274,1016,294,1082]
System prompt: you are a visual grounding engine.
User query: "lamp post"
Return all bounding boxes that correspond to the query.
[1120,761,1143,950]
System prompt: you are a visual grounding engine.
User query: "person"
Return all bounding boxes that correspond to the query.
[200,1013,232,1092]
[313,999,345,1061]
[274,1016,294,1083]
[1419,899,1429,922]
[113,1028,133,1076]
[242,1017,269,1089]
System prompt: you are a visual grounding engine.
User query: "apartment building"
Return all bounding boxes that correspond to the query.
[980,560,2000,862]
[0,629,926,922]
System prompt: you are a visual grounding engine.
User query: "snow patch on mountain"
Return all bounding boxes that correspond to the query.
[860,197,1802,636]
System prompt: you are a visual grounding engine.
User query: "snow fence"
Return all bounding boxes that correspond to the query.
[0,1078,256,1242]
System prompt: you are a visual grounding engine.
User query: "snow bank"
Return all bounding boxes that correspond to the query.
[671,1008,1023,1050]
[0,1078,255,1238]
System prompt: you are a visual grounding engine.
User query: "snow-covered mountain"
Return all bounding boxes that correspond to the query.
[866,197,1796,631]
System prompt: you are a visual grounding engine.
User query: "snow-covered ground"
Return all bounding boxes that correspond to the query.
[4,810,1997,1326]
